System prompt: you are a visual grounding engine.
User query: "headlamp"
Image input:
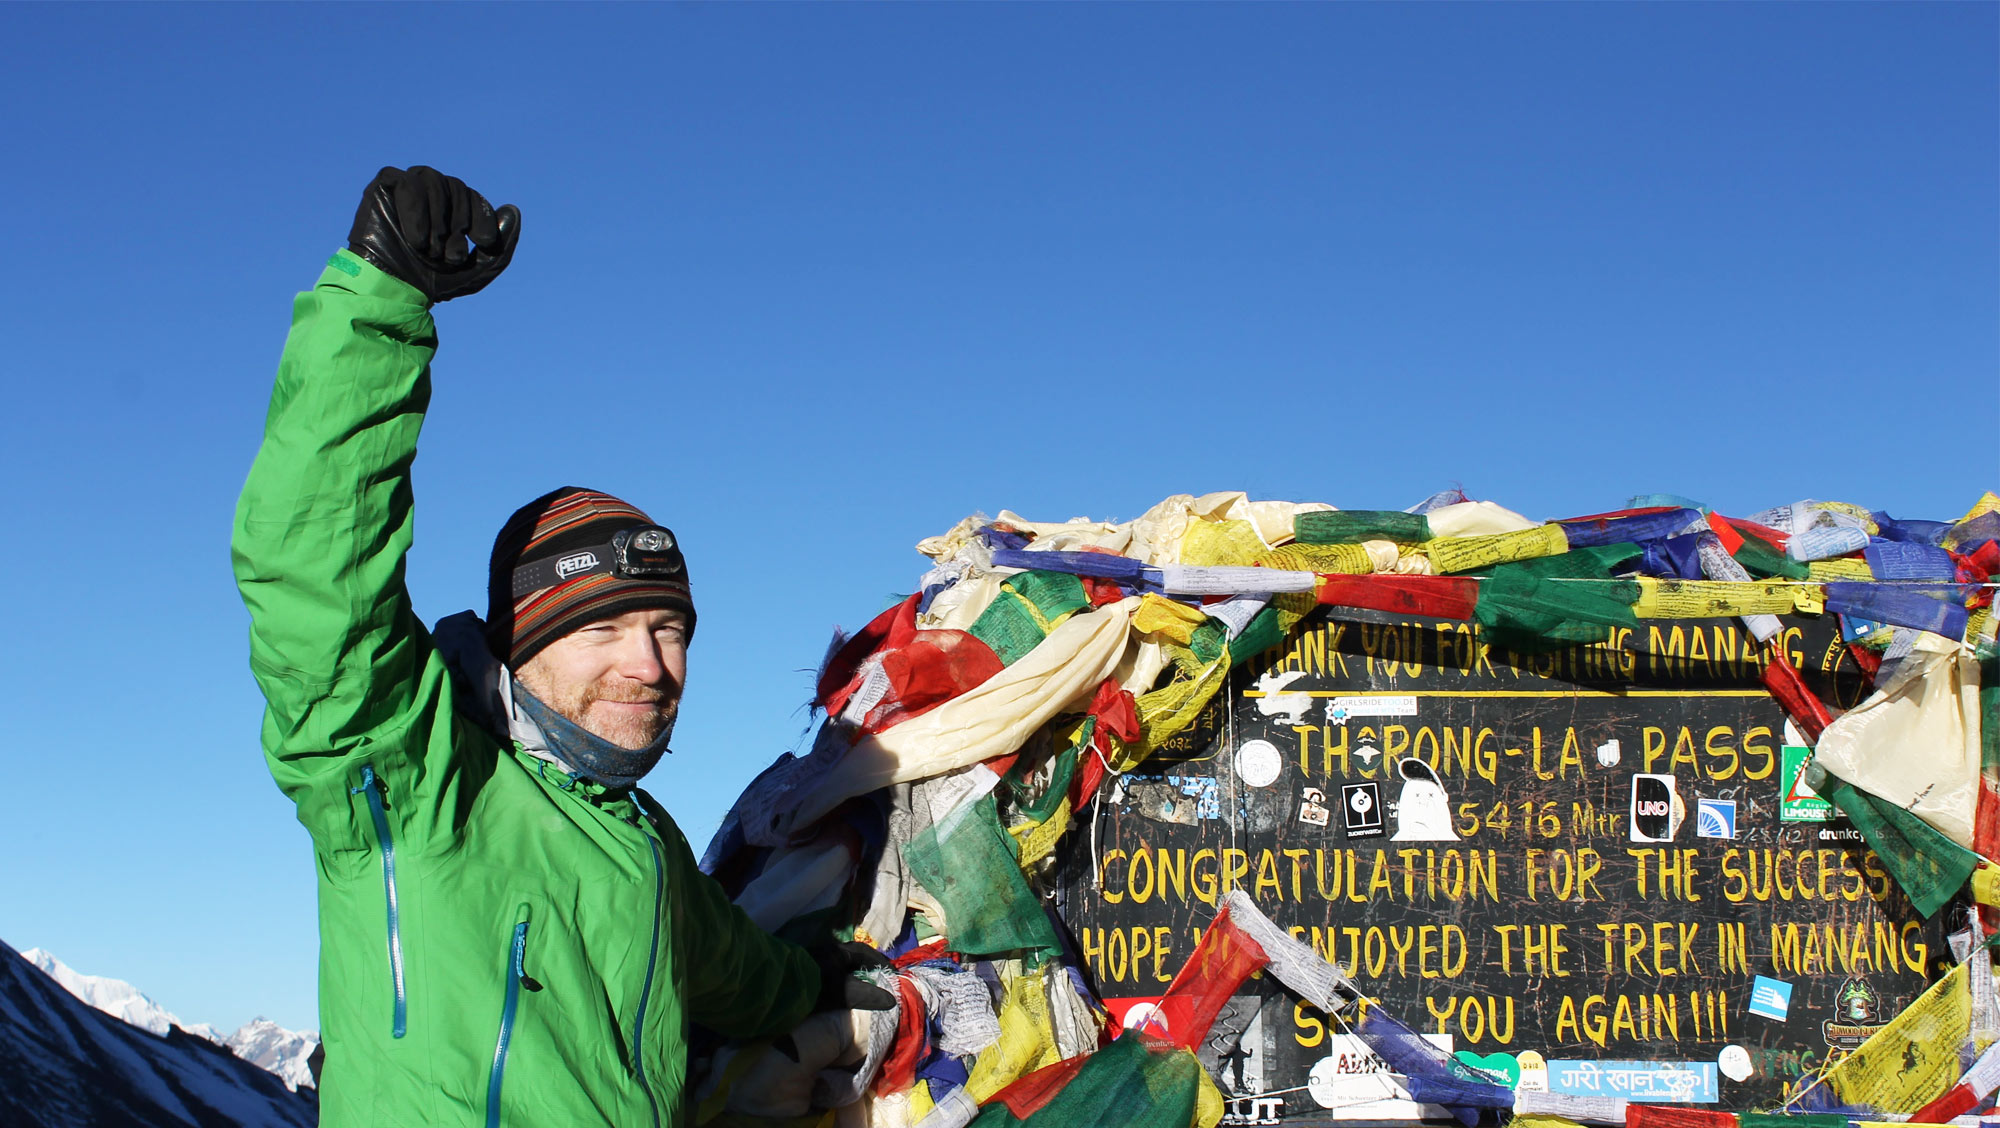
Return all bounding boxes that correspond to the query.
[511,524,687,598]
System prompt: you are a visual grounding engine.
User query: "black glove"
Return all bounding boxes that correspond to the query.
[810,941,897,1013]
[347,165,520,302]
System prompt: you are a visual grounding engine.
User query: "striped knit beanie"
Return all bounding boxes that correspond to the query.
[486,486,695,669]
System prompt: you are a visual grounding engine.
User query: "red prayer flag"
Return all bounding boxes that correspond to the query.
[857,629,1005,734]
[892,939,950,968]
[1316,575,1480,621]
[872,973,929,1096]
[1974,780,2000,875]
[818,594,921,714]
[1089,679,1142,743]
[1705,512,1745,555]
[1070,680,1140,810]
[1070,753,1106,815]
[1721,516,1790,551]
[1626,1105,1739,1128]
[1966,539,2000,576]
[1846,642,1881,682]
[1915,1082,1978,1125]
[1152,904,1268,1051]
[1958,542,1998,609]
[1760,649,1833,744]
[1082,576,1128,607]
[989,1054,1093,1118]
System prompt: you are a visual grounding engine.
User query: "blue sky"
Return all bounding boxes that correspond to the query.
[1,3,1992,1035]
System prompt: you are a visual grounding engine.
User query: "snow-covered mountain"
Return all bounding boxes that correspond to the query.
[21,948,218,1042]
[225,1019,318,1094]
[0,938,315,1127]
[17,948,318,1093]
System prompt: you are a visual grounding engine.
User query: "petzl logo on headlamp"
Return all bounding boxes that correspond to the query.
[556,551,601,579]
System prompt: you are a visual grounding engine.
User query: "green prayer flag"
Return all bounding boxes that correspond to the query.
[1731,535,1810,580]
[1295,510,1433,545]
[1979,652,1998,773]
[1741,1114,1850,1128]
[905,794,1060,958]
[1472,543,1643,653]
[966,1034,1202,1128]
[1226,606,1286,664]
[1809,765,1980,919]
[971,571,1090,665]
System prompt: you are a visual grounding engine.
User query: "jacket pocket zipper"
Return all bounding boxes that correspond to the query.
[352,764,406,1038]
[485,906,534,1128]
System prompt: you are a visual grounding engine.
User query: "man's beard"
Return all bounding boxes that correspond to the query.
[538,676,680,751]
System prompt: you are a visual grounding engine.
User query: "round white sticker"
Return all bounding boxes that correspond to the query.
[1718,1044,1753,1082]
[1236,739,1283,788]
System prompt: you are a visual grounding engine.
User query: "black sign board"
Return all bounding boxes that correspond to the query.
[1057,607,1951,1124]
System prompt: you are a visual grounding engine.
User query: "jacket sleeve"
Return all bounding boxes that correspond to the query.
[664,817,821,1039]
[232,250,465,853]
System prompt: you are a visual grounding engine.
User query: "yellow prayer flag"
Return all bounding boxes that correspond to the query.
[1011,798,1073,869]
[1958,492,2000,526]
[967,962,1066,1102]
[1809,558,1874,583]
[1971,866,2000,908]
[1181,519,1267,568]
[1192,1061,1227,1128]
[1822,961,1969,1114]
[1425,524,1569,574]
[1134,593,1207,644]
[1632,579,1802,618]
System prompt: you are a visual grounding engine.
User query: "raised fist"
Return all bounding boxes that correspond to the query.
[348,166,520,302]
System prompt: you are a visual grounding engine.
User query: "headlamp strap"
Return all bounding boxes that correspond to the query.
[511,526,684,598]
[512,542,618,597]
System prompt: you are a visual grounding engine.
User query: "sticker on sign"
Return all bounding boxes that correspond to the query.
[1629,774,1684,842]
[1748,975,1794,1021]
[1546,1059,1719,1103]
[1780,745,1832,822]
[1306,1034,1455,1118]
[1326,695,1418,723]
[1235,740,1283,788]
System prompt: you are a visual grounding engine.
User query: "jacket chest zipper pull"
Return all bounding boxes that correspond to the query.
[485,908,533,1128]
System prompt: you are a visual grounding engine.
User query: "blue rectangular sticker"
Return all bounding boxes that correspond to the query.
[1546,1060,1719,1103]
[1748,975,1793,1021]
[1696,798,1737,839]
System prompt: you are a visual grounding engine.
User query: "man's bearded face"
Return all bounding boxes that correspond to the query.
[514,609,688,751]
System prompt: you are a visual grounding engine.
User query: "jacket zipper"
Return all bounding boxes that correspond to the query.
[484,908,533,1128]
[352,765,406,1039]
[630,828,666,1128]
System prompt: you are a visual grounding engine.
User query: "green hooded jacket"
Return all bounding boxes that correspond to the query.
[231,251,817,1128]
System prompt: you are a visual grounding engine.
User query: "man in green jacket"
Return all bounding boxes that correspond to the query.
[233,166,886,1127]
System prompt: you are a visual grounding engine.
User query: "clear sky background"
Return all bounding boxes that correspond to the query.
[1,3,1993,1036]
